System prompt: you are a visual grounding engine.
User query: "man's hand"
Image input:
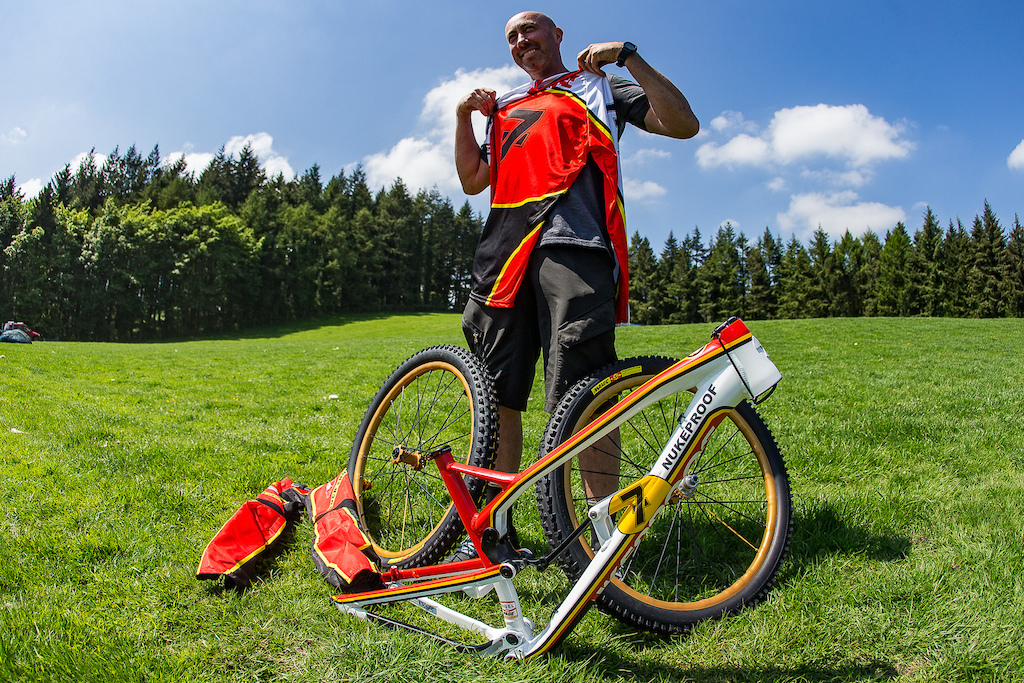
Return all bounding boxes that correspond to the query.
[457,88,498,117]
[455,88,496,195]
[577,42,625,75]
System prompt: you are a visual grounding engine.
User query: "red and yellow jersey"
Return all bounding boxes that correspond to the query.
[470,70,630,323]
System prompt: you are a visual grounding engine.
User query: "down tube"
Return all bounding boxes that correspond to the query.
[489,353,735,532]
[519,369,752,659]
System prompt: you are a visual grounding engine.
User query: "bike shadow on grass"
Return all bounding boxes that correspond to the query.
[555,501,910,679]
[559,639,899,683]
[783,499,913,570]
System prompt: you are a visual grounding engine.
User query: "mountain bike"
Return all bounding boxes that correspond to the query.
[334,317,790,660]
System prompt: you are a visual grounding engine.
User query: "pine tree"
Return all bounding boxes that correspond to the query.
[935,219,971,317]
[70,149,105,212]
[290,165,325,212]
[230,144,267,209]
[806,227,834,317]
[1005,215,1024,317]
[776,236,813,319]
[144,155,196,210]
[967,201,1007,317]
[0,177,27,320]
[876,222,912,316]
[699,223,743,322]
[744,235,772,320]
[628,231,658,324]
[833,230,864,317]
[858,231,882,316]
[451,201,482,311]
[103,144,150,204]
[654,232,680,324]
[196,148,232,206]
[908,207,942,316]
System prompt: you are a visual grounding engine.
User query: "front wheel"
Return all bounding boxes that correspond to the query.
[536,356,792,634]
[347,345,498,569]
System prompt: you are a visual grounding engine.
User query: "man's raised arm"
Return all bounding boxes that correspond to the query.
[577,42,699,140]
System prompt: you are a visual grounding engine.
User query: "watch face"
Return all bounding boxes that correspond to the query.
[617,42,636,66]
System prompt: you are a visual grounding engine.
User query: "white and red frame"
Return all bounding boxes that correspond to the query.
[334,318,782,659]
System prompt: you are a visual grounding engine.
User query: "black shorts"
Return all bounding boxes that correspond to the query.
[462,245,617,412]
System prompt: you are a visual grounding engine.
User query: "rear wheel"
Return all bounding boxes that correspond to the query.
[348,345,497,569]
[537,357,791,633]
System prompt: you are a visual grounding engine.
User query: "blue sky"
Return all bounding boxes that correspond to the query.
[2,0,1022,248]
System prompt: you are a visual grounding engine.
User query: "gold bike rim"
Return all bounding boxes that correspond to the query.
[355,360,475,562]
[565,379,779,611]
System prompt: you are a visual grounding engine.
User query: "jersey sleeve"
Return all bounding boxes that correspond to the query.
[608,74,650,138]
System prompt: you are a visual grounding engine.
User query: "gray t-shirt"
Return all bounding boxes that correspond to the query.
[538,74,650,251]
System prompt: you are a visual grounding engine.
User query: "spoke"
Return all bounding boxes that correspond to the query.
[693,489,768,530]
[417,372,472,450]
[700,473,763,486]
[685,500,736,589]
[692,497,760,552]
[694,426,745,474]
[624,413,664,465]
[674,510,683,602]
[645,499,681,597]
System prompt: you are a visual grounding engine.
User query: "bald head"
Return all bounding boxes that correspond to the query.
[504,11,567,79]
[505,11,556,34]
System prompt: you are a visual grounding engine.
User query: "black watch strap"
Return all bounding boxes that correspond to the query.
[616,42,637,67]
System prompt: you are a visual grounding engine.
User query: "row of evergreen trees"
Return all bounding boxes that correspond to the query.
[1,144,482,340]
[2,142,1022,341]
[628,203,1023,325]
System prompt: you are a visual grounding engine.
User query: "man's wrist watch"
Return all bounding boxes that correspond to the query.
[616,41,637,67]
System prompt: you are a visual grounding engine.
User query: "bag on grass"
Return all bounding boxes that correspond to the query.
[196,478,310,589]
[306,471,384,592]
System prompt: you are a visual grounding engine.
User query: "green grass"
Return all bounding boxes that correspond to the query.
[1,314,1022,682]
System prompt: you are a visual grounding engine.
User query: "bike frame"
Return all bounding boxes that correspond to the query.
[335,318,782,659]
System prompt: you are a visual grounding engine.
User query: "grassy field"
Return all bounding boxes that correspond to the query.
[1,314,1022,682]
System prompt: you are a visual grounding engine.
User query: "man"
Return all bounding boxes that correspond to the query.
[454,11,698,550]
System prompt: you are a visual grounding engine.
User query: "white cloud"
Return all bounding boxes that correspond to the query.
[361,66,521,194]
[697,134,770,169]
[777,191,905,240]
[420,66,522,142]
[17,178,43,198]
[696,104,913,170]
[69,151,108,173]
[710,110,758,134]
[263,155,295,180]
[624,148,671,165]
[623,178,667,202]
[799,168,870,188]
[363,136,459,195]
[1009,139,1024,170]
[770,104,912,167]
[224,132,294,180]
[164,151,215,177]
[2,127,28,145]
[163,133,294,180]
[767,177,787,192]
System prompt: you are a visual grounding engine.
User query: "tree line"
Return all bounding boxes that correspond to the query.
[1,144,481,340]
[2,142,1022,341]
[628,202,1023,325]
